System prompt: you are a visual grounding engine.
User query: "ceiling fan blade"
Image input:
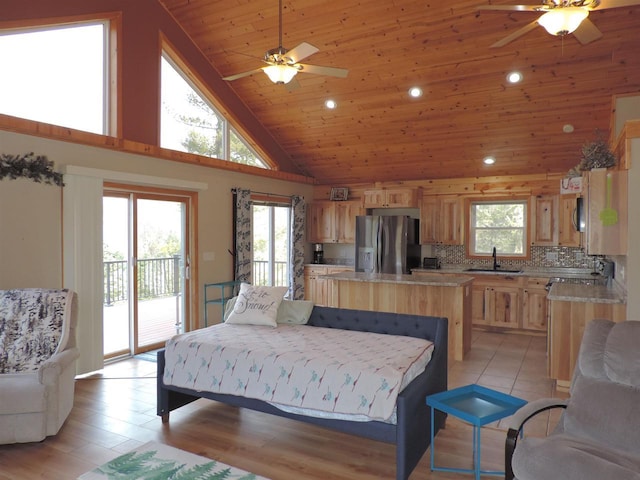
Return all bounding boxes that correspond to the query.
[222,67,265,82]
[297,63,349,78]
[476,4,542,11]
[596,0,640,8]
[573,17,603,44]
[490,19,540,47]
[286,42,319,63]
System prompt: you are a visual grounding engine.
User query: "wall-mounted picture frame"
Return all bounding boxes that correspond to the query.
[330,187,349,201]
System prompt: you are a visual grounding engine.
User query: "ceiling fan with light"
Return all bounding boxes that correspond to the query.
[477,0,640,47]
[222,0,348,88]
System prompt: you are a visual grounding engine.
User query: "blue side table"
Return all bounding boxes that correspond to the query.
[426,384,527,480]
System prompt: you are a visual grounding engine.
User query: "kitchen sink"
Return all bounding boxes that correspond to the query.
[465,267,523,274]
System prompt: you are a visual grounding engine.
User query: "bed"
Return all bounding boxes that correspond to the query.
[157,305,448,480]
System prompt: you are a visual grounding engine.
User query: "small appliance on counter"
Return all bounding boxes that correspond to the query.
[423,257,440,269]
[313,243,324,264]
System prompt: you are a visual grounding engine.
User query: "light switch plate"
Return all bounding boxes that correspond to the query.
[546,252,558,261]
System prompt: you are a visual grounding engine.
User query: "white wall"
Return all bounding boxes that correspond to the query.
[0,130,314,370]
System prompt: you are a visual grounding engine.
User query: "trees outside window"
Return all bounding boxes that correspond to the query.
[160,55,267,168]
[469,200,527,256]
[252,204,290,287]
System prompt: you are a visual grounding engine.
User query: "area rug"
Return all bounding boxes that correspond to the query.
[78,441,269,480]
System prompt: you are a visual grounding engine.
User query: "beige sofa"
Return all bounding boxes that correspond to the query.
[0,289,80,444]
[506,319,640,480]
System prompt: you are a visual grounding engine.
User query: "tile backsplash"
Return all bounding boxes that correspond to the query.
[435,245,597,270]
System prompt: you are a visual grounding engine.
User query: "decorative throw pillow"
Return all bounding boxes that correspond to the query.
[225,283,288,327]
[276,300,314,325]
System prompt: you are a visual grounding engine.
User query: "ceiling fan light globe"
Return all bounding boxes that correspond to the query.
[263,64,298,84]
[538,7,589,36]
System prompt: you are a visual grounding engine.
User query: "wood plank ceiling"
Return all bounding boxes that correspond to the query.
[159,0,640,185]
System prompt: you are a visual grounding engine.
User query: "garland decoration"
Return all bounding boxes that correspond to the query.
[0,152,64,186]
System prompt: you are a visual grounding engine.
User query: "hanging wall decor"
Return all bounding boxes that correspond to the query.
[0,152,64,186]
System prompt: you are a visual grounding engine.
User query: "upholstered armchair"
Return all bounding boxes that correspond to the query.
[505,319,640,480]
[0,289,80,444]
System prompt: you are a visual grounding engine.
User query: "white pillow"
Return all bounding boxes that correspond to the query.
[225,296,314,325]
[225,283,288,327]
[276,300,314,325]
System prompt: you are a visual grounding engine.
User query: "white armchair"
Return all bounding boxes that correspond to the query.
[0,289,80,444]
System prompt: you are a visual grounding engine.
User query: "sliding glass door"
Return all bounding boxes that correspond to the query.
[103,189,192,358]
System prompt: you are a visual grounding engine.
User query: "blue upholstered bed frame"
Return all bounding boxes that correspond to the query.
[157,306,448,480]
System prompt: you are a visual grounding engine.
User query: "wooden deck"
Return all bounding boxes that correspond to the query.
[103,295,182,354]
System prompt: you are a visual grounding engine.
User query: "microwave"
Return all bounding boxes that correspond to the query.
[576,197,586,232]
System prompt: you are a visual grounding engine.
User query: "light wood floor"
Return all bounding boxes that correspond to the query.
[0,330,568,480]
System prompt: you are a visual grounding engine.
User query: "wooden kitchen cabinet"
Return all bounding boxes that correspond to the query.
[420,194,463,245]
[558,194,582,247]
[521,277,549,332]
[549,298,626,389]
[335,201,364,243]
[304,265,353,305]
[471,275,521,330]
[306,200,363,244]
[363,188,418,208]
[585,169,628,255]
[531,195,558,246]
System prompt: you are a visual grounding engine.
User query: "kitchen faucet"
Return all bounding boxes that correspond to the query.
[492,246,499,271]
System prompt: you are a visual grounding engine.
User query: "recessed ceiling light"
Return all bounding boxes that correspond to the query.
[325,99,337,109]
[507,71,523,84]
[483,156,496,165]
[408,87,423,98]
[563,124,575,133]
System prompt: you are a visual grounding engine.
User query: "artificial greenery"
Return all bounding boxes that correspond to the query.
[0,152,64,186]
[567,131,617,177]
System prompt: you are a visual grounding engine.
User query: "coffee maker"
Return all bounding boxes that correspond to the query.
[313,243,324,264]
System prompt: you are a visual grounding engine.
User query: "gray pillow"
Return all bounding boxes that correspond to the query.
[224,296,314,325]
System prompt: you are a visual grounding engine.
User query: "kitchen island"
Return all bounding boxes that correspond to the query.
[323,271,473,362]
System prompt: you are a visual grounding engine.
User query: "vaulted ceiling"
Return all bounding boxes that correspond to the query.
[160,0,640,185]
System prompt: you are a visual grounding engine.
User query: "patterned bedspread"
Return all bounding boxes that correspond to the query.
[163,323,434,422]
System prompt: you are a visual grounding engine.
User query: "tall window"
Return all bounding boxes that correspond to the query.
[469,199,527,257]
[0,22,107,134]
[252,203,290,286]
[160,54,267,168]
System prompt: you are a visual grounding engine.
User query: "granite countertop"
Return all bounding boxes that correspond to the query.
[412,266,601,279]
[547,282,626,304]
[322,271,473,287]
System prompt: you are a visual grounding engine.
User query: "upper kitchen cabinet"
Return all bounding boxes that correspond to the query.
[306,200,364,244]
[363,188,418,208]
[585,169,628,255]
[558,194,582,247]
[531,195,558,246]
[420,195,463,245]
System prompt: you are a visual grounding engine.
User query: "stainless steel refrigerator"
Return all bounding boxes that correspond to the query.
[355,215,421,274]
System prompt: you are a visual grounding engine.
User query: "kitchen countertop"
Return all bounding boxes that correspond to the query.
[412,266,600,278]
[547,282,626,304]
[322,271,473,287]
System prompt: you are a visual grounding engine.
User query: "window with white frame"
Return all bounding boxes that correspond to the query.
[252,202,291,287]
[0,22,107,134]
[469,199,528,257]
[160,54,267,168]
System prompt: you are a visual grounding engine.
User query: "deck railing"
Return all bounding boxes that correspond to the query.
[104,257,288,305]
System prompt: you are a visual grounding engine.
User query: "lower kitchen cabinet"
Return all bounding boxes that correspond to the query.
[304,265,353,306]
[471,275,521,330]
[549,298,626,389]
[471,275,548,333]
[521,277,550,332]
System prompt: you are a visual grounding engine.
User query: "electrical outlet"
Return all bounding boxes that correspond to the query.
[575,252,584,261]
[546,252,558,262]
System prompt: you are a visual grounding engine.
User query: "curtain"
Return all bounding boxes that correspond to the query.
[233,188,252,289]
[288,195,306,299]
